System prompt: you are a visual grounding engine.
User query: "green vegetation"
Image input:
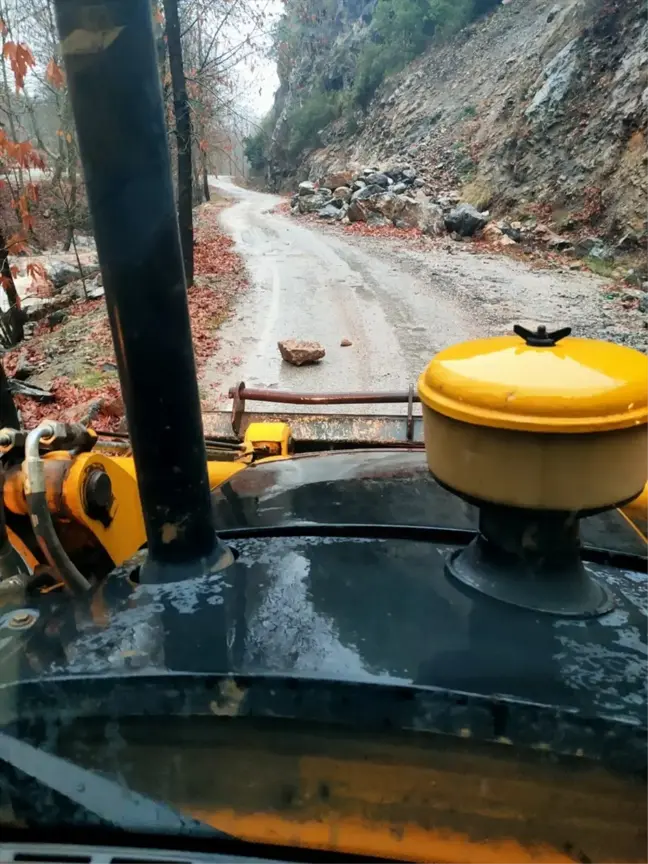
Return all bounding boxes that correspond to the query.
[452,141,477,179]
[352,0,499,108]
[461,177,493,210]
[286,89,343,157]
[262,0,503,166]
[585,256,616,278]
[244,130,268,173]
[73,368,109,389]
[461,104,477,119]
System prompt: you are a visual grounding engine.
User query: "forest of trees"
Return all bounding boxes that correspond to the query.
[0,0,269,347]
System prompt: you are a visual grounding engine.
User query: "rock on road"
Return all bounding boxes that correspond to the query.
[204,176,617,412]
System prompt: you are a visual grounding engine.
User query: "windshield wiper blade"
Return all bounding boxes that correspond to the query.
[0,730,225,837]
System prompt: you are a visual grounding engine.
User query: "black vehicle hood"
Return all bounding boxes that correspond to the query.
[0,450,644,765]
[212,450,645,556]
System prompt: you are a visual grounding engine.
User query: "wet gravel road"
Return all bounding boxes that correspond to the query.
[204,177,641,411]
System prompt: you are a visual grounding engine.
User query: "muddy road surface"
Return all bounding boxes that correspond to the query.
[204,177,620,413]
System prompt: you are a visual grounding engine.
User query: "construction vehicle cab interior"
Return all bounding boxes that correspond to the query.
[0,0,645,862]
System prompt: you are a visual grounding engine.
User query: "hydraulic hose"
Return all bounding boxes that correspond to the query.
[24,424,91,595]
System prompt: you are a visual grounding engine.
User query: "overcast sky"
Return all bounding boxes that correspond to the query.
[228,0,282,122]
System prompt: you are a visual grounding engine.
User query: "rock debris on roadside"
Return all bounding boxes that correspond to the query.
[278,339,326,366]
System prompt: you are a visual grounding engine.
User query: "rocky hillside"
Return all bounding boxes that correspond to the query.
[265,0,646,241]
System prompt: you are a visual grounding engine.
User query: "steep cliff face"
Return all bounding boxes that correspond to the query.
[268,0,647,238]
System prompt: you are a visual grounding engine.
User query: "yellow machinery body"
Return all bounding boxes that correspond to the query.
[1,417,645,575]
[1,422,290,574]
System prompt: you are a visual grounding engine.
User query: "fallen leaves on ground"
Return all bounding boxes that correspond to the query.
[4,199,248,433]
[343,222,424,240]
[15,378,123,432]
[271,201,292,216]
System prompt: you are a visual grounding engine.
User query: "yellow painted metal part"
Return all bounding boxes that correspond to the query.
[418,335,648,433]
[63,452,147,565]
[188,809,574,863]
[5,527,37,572]
[244,421,292,457]
[620,482,648,542]
[106,716,644,864]
[61,452,248,564]
[2,423,294,568]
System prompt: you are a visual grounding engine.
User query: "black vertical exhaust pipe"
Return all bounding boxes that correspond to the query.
[54,0,232,582]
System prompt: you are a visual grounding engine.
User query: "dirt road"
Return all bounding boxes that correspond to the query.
[204,177,630,410]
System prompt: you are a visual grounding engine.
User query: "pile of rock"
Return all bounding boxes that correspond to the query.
[291,166,491,238]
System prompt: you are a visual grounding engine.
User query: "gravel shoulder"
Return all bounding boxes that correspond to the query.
[204,177,645,416]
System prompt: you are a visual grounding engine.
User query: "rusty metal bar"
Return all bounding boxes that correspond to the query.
[228,383,421,406]
[205,410,425,448]
[228,382,423,437]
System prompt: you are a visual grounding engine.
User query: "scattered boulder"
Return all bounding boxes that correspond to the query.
[320,171,353,190]
[298,190,332,214]
[413,178,425,188]
[340,338,352,347]
[482,223,504,242]
[366,213,391,228]
[391,182,408,194]
[351,179,366,192]
[48,309,68,328]
[399,198,445,235]
[347,200,371,222]
[616,232,640,251]
[298,181,317,196]
[351,184,384,202]
[547,234,574,251]
[369,192,404,222]
[48,259,83,289]
[498,234,518,247]
[73,234,96,250]
[318,204,344,220]
[14,352,35,381]
[499,221,522,242]
[61,393,124,426]
[62,274,105,302]
[639,294,648,314]
[587,242,615,262]
[278,339,326,366]
[445,203,488,237]
[624,268,644,287]
[43,258,99,291]
[22,294,73,322]
[436,191,461,210]
[364,172,390,188]
[86,277,105,300]
[384,164,413,182]
[574,236,604,257]
[333,186,351,202]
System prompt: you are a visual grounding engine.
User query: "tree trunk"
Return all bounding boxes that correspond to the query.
[162,0,194,286]
[202,154,210,202]
[0,227,23,345]
[62,129,77,253]
[196,19,210,205]
[51,134,66,184]
[192,143,202,205]
[0,361,19,429]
